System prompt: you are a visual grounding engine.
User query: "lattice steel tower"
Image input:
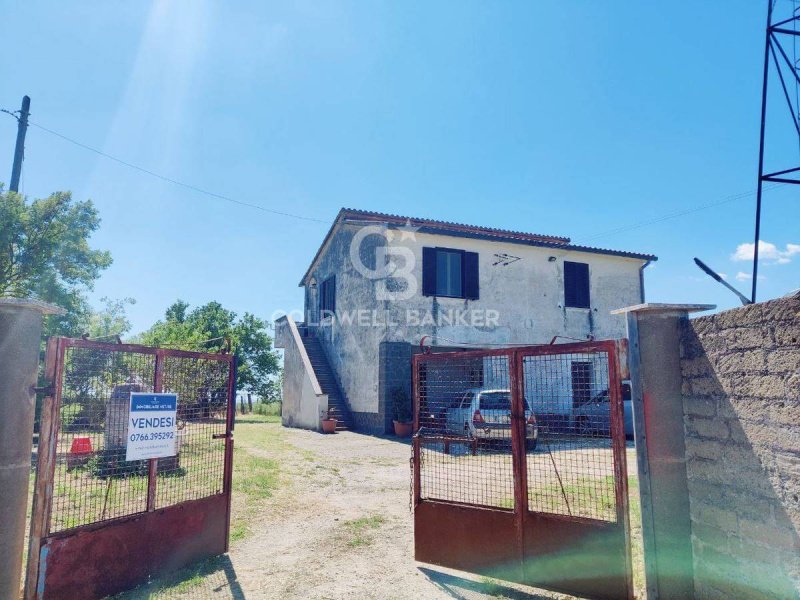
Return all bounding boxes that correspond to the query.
[751,0,800,301]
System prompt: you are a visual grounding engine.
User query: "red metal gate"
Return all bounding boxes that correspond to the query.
[25,337,236,600]
[412,340,632,600]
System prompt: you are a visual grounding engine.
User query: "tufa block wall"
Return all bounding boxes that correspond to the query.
[680,294,800,599]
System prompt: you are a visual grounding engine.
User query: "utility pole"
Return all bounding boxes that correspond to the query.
[9,95,30,193]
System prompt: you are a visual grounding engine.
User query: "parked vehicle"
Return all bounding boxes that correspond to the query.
[437,388,538,450]
[572,382,633,438]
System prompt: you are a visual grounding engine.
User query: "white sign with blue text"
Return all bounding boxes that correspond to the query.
[126,392,178,461]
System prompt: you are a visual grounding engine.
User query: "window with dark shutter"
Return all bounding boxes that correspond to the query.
[421,247,479,299]
[319,276,336,317]
[564,261,590,308]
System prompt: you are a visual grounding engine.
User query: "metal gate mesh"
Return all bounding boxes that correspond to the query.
[156,356,230,508]
[43,340,233,534]
[417,353,515,508]
[414,344,623,523]
[522,351,616,521]
[52,346,156,531]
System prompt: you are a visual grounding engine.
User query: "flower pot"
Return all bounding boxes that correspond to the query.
[393,420,413,437]
[321,418,337,434]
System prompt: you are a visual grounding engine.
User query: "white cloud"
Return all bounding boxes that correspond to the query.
[731,240,800,265]
[735,271,766,281]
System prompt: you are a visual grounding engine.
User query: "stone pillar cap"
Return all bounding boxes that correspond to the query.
[0,297,65,315]
[611,303,716,316]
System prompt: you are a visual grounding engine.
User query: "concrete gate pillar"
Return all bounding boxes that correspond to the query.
[0,299,63,600]
[612,303,714,600]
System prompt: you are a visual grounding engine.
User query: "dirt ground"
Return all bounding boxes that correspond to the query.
[118,421,638,600]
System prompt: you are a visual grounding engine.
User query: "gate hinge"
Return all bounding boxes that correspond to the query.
[32,385,55,396]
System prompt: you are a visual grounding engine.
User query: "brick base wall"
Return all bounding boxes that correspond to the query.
[680,294,800,599]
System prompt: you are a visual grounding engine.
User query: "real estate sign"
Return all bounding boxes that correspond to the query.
[126,392,178,461]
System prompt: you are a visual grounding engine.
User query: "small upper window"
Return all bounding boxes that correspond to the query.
[564,261,590,308]
[319,276,336,316]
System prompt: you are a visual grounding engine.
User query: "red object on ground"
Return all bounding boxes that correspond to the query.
[70,437,93,455]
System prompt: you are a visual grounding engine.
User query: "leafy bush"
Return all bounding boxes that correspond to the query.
[392,387,412,423]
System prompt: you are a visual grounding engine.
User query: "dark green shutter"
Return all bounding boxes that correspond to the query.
[464,252,479,300]
[564,261,590,308]
[422,247,436,296]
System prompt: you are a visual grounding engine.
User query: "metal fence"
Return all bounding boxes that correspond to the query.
[26,337,236,600]
[412,340,632,599]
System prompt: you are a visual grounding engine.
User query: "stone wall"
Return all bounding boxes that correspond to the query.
[680,294,800,598]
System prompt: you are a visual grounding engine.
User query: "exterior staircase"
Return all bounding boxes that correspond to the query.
[299,333,354,431]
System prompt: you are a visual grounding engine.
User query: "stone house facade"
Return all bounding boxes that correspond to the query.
[277,208,656,433]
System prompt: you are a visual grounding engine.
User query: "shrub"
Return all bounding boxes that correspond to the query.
[392,387,412,423]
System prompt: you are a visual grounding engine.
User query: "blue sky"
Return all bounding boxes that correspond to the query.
[1,1,798,334]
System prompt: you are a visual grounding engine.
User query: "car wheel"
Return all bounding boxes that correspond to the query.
[527,438,537,452]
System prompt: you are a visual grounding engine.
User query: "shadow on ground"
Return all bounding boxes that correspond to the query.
[418,567,556,600]
[114,554,244,599]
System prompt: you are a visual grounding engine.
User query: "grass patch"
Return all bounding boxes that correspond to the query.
[342,515,386,547]
[627,475,644,595]
[252,401,281,417]
[528,476,617,521]
[111,555,226,599]
[478,576,511,598]
[235,413,281,424]
[229,520,249,543]
[226,418,297,544]
[232,450,279,500]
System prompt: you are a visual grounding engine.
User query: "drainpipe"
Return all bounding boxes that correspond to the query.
[639,260,652,303]
[0,299,63,600]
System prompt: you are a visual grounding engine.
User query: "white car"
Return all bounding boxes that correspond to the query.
[439,388,538,449]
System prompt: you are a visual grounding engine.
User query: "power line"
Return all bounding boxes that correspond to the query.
[575,183,785,244]
[2,114,329,224]
[3,111,788,241]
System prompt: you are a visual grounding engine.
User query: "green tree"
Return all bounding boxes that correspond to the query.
[138,300,281,399]
[0,187,112,335]
[86,296,136,339]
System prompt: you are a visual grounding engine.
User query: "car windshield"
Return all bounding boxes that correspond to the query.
[479,391,510,410]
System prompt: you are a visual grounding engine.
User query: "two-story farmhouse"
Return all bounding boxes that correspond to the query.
[275,208,656,434]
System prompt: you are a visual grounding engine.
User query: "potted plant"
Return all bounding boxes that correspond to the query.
[321,407,337,434]
[392,387,413,437]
